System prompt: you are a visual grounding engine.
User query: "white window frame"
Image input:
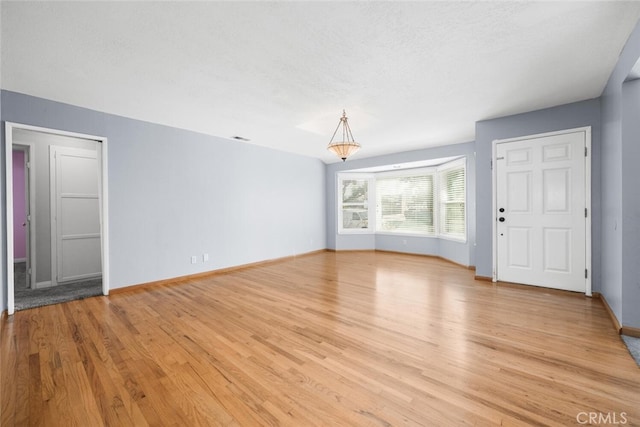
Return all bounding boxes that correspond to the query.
[375,167,435,236]
[337,173,375,234]
[337,158,467,242]
[437,158,467,242]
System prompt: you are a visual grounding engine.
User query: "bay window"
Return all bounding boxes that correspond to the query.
[337,157,466,241]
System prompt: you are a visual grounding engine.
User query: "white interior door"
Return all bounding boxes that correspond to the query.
[51,146,102,285]
[495,130,588,293]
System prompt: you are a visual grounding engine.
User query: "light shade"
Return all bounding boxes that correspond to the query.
[327,141,361,161]
[327,110,361,161]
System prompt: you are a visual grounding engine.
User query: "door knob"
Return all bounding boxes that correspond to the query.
[499,217,505,222]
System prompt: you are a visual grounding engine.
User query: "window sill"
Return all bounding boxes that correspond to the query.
[338,230,467,243]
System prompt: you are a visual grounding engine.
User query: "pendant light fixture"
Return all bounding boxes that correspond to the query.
[327,110,361,161]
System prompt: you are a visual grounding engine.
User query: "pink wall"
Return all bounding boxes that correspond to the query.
[13,150,27,260]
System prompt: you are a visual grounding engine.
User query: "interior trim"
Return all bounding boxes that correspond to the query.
[110,249,328,295]
[621,326,640,338]
[593,292,622,333]
[1,310,7,332]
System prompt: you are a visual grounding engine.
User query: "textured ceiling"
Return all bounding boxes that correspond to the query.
[2,1,640,163]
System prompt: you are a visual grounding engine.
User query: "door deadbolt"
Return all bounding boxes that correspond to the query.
[499,208,505,213]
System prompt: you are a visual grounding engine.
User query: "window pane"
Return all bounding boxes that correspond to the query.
[376,174,434,234]
[341,178,369,230]
[443,202,465,234]
[439,164,465,238]
[342,208,368,229]
[445,168,465,201]
[342,179,368,204]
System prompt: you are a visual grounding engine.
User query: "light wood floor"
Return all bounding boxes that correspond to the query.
[2,251,638,426]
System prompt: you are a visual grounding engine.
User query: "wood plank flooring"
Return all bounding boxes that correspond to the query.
[2,251,639,426]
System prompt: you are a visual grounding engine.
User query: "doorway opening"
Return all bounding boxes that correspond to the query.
[12,144,35,299]
[5,123,110,314]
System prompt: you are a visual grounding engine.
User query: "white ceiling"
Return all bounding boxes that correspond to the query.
[2,1,640,164]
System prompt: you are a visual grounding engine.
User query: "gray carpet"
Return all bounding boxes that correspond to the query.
[622,335,640,367]
[14,262,103,311]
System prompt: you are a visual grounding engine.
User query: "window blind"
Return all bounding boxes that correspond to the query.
[376,174,434,234]
[439,165,465,238]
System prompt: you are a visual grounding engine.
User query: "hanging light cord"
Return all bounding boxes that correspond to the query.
[329,109,356,144]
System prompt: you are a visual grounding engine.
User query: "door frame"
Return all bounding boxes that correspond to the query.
[12,143,36,289]
[4,122,110,315]
[491,126,592,295]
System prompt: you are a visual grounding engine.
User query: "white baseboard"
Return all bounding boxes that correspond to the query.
[35,281,52,289]
[14,258,26,263]
[60,273,101,283]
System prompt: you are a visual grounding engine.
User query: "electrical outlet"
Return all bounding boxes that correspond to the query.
[203,253,209,262]
[191,256,197,264]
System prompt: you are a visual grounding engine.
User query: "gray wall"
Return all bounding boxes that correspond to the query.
[13,129,99,284]
[326,142,476,267]
[622,79,640,328]
[601,19,640,328]
[475,100,602,287]
[1,90,327,311]
[601,88,623,319]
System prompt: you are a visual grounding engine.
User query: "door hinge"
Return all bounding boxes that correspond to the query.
[26,161,31,169]
[585,208,588,218]
[490,159,493,170]
[585,269,588,279]
[585,147,588,157]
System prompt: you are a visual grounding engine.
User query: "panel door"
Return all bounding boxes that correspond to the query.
[496,131,586,292]
[51,146,102,284]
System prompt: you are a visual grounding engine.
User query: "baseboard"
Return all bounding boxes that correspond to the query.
[111,249,328,295]
[14,258,26,263]
[332,248,475,270]
[35,281,52,289]
[593,292,622,334]
[326,249,372,254]
[621,326,640,338]
[1,310,7,331]
[474,275,493,282]
[113,248,475,296]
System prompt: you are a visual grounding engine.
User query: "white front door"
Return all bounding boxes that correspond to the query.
[495,129,588,293]
[50,146,102,285]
